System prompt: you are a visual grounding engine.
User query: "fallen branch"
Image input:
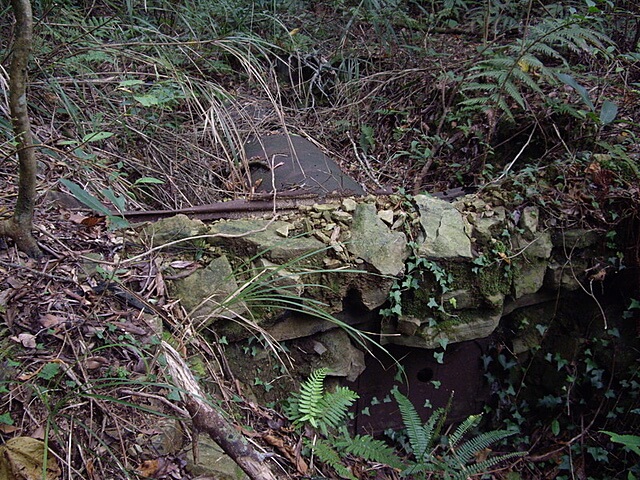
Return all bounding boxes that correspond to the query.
[162,341,279,480]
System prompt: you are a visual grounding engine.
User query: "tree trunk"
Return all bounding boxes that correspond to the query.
[0,0,41,257]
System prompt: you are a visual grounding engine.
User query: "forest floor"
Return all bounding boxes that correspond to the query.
[1,2,640,479]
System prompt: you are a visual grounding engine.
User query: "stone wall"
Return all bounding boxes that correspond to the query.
[143,191,604,356]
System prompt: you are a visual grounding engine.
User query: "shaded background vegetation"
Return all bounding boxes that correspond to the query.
[1,0,639,478]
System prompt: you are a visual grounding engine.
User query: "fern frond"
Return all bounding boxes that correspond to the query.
[453,428,515,465]
[306,437,357,480]
[317,386,358,431]
[393,390,433,460]
[339,434,405,469]
[524,41,564,62]
[511,68,542,93]
[461,83,498,94]
[295,367,330,428]
[502,79,526,108]
[283,391,301,420]
[492,94,515,119]
[449,414,482,448]
[451,451,526,480]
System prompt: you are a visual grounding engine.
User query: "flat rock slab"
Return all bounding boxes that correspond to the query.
[207,218,326,263]
[347,203,408,276]
[415,194,473,259]
[171,255,247,326]
[246,134,365,195]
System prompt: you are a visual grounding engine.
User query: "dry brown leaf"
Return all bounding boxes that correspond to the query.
[39,314,65,328]
[0,436,61,480]
[13,333,36,349]
[262,433,307,474]
[0,424,19,434]
[474,447,492,463]
[135,457,179,478]
[85,458,97,480]
[84,356,109,370]
[31,426,46,440]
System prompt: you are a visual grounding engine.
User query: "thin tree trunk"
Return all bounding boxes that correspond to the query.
[162,341,280,480]
[0,0,41,257]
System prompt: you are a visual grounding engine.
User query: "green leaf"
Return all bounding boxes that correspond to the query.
[101,188,126,213]
[82,131,114,143]
[433,351,444,364]
[133,94,160,107]
[38,362,61,380]
[133,176,165,186]
[551,419,560,436]
[599,100,618,125]
[0,412,13,425]
[59,179,112,216]
[555,73,595,111]
[600,431,640,455]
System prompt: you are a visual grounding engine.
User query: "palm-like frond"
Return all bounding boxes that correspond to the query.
[286,368,358,435]
[292,367,330,428]
[460,14,612,120]
[317,386,359,431]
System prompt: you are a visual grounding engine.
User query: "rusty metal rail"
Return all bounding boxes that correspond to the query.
[119,187,470,223]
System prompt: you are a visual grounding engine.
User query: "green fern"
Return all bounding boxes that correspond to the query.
[444,414,524,480]
[285,368,358,435]
[287,370,404,475]
[461,15,611,120]
[393,390,525,479]
[393,388,443,462]
[336,432,405,470]
[306,437,357,480]
[317,387,359,431]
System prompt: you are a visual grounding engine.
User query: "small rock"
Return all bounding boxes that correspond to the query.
[323,257,343,268]
[519,206,539,234]
[331,210,353,223]
[313,231,332,243]
[398,316,421,336]
[275,224,290,237]
[314,203,339,212]
[391,212,406,230]
[342,198,358,212]
[312,341,327,355]
[347,203,408,276]
[377,209,394,225]
[142,214,207,246]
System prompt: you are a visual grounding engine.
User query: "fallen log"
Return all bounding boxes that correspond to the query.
[162,341,279,480]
